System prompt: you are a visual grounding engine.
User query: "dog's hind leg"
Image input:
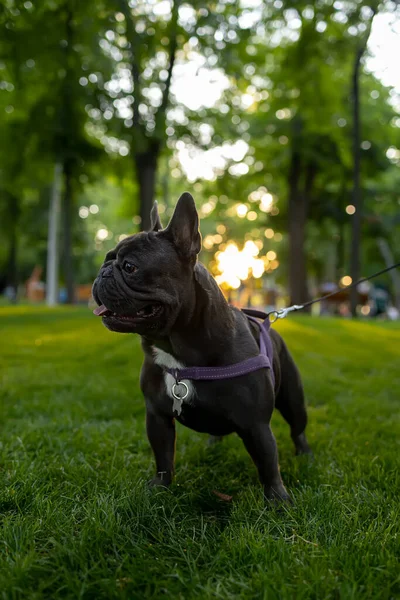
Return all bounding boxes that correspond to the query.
[275,352,312,456]
[239,423,291,502]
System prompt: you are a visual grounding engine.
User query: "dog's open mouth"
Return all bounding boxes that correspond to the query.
[93,304,162,321]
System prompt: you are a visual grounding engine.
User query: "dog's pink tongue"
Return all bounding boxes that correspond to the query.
[93,305,109,316]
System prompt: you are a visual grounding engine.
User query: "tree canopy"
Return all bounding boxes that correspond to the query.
[0,0,399,308]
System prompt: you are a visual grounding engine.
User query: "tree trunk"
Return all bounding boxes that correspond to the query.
[377,238,400,310]
[349,7,377,316]
[349,47,363,317]
[62,159,75,303]
[5,195,20,302]
[5,205,18,303]
[337,221,346,280]
[46,162,62,306]
[6,230,17,303]
[135,145,159,231]
[288,148,309,307]
[162,155,170,211]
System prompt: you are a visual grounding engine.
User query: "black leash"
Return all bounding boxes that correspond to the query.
[268,261,400,322]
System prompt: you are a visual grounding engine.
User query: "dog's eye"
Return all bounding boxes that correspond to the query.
[123,260,137,274]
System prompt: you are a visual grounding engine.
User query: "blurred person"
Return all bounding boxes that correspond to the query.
[369,283,390,318]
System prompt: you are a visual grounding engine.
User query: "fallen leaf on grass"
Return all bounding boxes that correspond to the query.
[212,490,233,502]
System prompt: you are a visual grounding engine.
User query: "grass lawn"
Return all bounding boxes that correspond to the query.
[1,306,399,599]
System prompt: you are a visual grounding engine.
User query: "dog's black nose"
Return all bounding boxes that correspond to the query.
[101,265,113,278]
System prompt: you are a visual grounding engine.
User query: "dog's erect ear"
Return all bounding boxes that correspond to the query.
[149,201,163,232]
[164,192,201,258]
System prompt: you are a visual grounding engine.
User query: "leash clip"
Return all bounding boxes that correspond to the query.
[268,304,304,323]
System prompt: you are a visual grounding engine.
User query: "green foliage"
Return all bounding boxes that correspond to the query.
[0,0,399,293]
[189,0,400,287]
[1,307,400,598]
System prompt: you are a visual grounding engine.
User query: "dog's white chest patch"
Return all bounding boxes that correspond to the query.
[152,347,195,407]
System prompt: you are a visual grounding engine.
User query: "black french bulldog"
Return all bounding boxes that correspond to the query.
[92,193,311,502]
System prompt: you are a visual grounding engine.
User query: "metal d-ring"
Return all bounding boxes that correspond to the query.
[172,381,189,401]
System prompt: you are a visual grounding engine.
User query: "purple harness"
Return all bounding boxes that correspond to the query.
[165,308,275,388]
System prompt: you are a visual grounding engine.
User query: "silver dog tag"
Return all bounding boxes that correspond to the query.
[172,396,183,416]
[171,381,189,416]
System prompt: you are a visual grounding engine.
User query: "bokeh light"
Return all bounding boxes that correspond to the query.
[212,237,280,290]
[96,228,109,241]
[340,275,352,287]
[236,204,248,218]
[79,206,89,219]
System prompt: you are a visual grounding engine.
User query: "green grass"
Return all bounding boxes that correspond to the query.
[1,307,399,600]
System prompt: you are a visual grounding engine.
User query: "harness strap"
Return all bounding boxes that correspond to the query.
[166,354,272,382]
[164,309,275,387]
[244,310,275,388]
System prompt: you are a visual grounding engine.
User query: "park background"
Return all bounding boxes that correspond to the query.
[1,0,400,313]
[1,1,400,599]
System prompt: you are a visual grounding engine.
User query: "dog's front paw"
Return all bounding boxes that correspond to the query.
[264,484,292,504]
[148,472,172,488]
